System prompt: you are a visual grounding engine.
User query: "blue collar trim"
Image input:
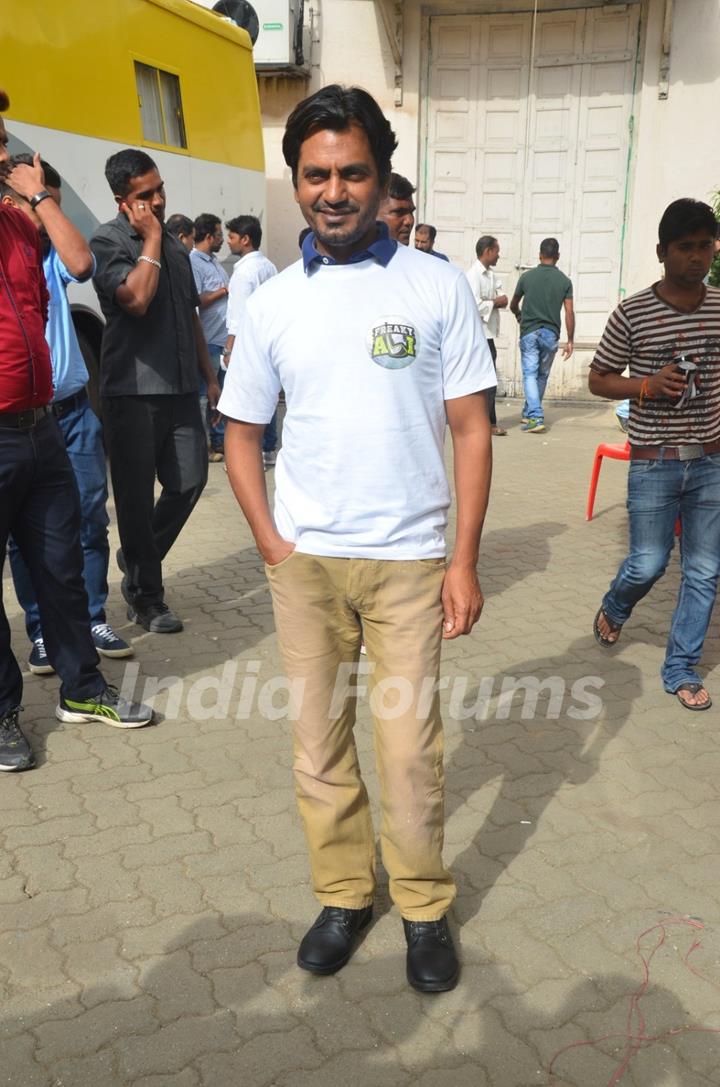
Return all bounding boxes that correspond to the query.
[302,221,397,273]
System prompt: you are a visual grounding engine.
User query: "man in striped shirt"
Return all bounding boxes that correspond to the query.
[589,198,720,711]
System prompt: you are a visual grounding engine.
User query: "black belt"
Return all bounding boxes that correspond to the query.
[0,404,52,429]
[52,388,88,419]
[631,439,720,461]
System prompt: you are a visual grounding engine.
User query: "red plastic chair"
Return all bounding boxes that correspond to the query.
[586,441,630,521]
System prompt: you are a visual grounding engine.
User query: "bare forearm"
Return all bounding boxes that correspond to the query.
[34,200,92,279]
[224,334,236,365]
[588,370,643,400]
[225,421,282,555]
[450,420,492,568]
[199,287,228,308]
[115,236,162,315]
[565,311,576,343]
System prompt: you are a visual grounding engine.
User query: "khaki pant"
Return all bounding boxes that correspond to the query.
[266,552,456,921]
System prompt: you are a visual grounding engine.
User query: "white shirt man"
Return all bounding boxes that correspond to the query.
[465,234,508,435]
[220,85,495,994]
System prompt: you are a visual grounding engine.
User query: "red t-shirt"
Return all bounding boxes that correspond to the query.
[0,203,53,411]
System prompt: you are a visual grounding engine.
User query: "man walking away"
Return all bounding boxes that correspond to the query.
[510,238,574,433]
[590,198,720,712]
[379,172,416,246]
[1,154,132,673]
[91,150,219,634]
[415,224,449,261]
[466,235,508,436]
[190,213,228,462]
[221,84,495,992]
[223,215,278,467]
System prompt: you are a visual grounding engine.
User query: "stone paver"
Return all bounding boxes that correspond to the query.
[3,401,720,1086]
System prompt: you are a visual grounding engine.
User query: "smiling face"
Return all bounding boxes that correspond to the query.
[294,123,384,259]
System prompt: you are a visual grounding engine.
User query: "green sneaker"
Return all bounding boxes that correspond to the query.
[521,419,546,433]
[56,685,153,729]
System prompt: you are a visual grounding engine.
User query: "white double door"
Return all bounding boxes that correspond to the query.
[423,4,640,397]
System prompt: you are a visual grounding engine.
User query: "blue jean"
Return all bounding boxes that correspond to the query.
[0,413,104,714]
[602,453,720,693]
[9,399,109,642]
[520,327,559,421]
[199,344,226,451]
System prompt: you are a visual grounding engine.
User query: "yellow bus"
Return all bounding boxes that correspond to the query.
[3,0,264,386]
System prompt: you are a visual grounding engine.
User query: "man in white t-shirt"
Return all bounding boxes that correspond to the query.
[223,215,278,466]
[466,235,508,435]
[220,85,495,993]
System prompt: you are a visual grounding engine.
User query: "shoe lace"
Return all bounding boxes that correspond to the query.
[92,623,115,642]
[33,638,46,652]
[0,707,21,733]
[95,684,120,706]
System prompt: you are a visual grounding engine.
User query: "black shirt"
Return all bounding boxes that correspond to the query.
[91,213,201,397]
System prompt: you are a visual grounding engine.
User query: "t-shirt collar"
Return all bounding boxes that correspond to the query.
[302,221,397,273]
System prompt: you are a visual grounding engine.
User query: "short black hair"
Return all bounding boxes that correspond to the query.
[0,90,9,113]
[416,223,437,243]
[388,172,415,201]
[225,214,262,249]
[540,237,560,259]
[298,225,312,249]
[282,84,397,188]
[166,213,194,239]
[194,213,222,243]
[104,149,157,198]
[476,235,498,258]
[0,153,61,198]
[658,198,718,249]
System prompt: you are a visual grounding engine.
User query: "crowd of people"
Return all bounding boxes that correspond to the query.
[2,79,719,993]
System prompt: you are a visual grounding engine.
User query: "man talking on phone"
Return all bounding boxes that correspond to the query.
[91,150,220,633]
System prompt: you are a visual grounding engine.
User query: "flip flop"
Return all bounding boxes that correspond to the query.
[674,683,712,711]
[491,426,508,436]
[593,607,622,648]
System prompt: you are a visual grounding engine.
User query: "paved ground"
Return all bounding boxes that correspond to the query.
[3,400,720,1087]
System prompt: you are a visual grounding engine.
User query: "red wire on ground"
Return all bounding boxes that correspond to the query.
[547,916,720,1085]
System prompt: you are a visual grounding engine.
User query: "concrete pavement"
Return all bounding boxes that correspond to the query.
[2,400,720,1087]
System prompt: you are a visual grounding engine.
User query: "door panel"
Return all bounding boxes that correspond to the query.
[424,4,640,399]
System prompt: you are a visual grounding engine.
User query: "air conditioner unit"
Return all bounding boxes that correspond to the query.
[253,0,304,68]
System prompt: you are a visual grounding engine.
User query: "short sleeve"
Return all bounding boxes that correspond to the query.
[590,304,632,375]
[226,266,256,336]
[55,251,96,287]
[91,230,135,304]
[190,254,206,295]
[564,277,573,300]
[441,274,497,400]
[514,272,526,299]
[217,295,281,423]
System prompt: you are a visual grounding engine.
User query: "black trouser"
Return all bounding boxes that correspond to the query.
[0,413,104,716]
[102,394,208,609]
[486,339,497,426]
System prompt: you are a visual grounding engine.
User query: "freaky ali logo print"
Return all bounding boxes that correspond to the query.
[367,316,418,370]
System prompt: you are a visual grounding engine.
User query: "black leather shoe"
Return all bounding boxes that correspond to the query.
[403,917,459,992]
[297,906,373,974]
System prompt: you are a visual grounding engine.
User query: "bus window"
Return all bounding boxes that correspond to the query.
[134,61,187,149]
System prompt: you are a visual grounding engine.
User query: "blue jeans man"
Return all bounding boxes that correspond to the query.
[520,326,559,423]
[601,453,720,694]
[8,397,129,664]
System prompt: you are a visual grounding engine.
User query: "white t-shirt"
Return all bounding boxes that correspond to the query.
[226,250,278,336]
[219,242,496,559]
[466,261,503,340]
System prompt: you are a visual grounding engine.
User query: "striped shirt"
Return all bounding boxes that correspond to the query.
[591,284,720,446]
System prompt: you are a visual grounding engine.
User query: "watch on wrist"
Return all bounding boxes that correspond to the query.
[29,190,52,210]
